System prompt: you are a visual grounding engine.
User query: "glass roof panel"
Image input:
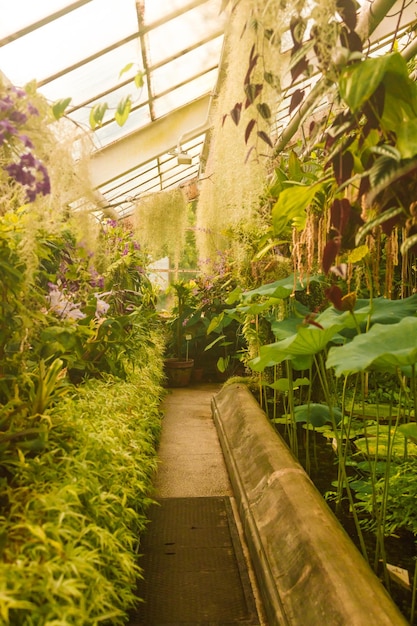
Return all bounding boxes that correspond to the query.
[151,37,223,97]
[0,0,226,213]
[0,0,78,38]
[154,69,218,117]
[146,3,224,66]
[0,0,138,85]
[38,41,143,105]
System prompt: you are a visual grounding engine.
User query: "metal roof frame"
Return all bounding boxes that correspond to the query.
[0,0,415,219]
[0,0,226,216]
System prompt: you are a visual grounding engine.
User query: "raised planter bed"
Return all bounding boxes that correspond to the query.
[212,383,408,626]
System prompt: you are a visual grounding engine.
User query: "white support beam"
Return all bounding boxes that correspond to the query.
[89,93,212,189]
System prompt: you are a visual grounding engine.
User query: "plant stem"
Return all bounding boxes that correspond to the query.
[316,352,369,563]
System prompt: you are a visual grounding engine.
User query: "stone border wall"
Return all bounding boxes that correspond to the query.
[212,383,408,626]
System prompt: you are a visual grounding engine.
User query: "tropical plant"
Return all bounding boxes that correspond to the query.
[162,280,197,361]
[0,349,164,626]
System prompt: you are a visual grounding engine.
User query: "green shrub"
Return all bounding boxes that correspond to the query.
[0,341,164,626]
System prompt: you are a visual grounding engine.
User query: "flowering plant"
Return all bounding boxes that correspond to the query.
[0,84,50,205]
[36,219,156,381]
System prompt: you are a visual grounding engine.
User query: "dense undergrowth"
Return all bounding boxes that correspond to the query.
[0,346,165,626]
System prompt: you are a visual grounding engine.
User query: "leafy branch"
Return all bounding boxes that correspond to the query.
[51,62,145,129]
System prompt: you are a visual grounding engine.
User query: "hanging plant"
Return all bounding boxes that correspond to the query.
[133,188,188,266]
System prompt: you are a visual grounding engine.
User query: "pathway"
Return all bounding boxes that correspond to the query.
[128,384,267,626]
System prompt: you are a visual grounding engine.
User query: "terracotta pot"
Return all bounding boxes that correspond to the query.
[164,358,194,387]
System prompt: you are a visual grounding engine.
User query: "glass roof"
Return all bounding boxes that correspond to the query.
[0,0,227,216]
[1,1,415,218]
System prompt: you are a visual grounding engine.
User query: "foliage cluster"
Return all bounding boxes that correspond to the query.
[208,266,417,602]
[162,253,247,376]
[0,81,165,624]
[0,358,164,626]
[193,2,417,616]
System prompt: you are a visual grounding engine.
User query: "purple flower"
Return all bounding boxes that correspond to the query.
[90,272,105,289]
[9,110,27,125]
[0,119,18,142]
[19,134,34,149]
[0,96,14,112]
[27,103,39,116]
[10,86,25,98]
[5,161,35,186]
[5,152,51,202]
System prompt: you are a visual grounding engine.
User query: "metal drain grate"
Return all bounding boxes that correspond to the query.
[129,496,260,626]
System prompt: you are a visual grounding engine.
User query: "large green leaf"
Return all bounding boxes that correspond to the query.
[366,158,417,207]
[271,182,323,235]
[249,322,345,372]
[338,53,409,114]
[325,295,417,338]
[355,207,404,246]
[241,274,299,301]
[268,377,310,391]
[294,403,342,427]
[354,294,417,325]
[355,424,417,458]
[396,119,417,159]
[327,317,417,377]
[398,423,417,444]
[271,316,303,340]
[380,71,417,133]
[232,298,284,315]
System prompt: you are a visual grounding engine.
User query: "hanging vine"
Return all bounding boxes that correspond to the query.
[133,188,188,267]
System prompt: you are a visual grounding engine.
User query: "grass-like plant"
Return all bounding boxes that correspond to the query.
[0,335,164,625]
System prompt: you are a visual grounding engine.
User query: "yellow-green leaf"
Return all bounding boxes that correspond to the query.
[119,62,134,78]
[134,71,144,89]
[115,95,132,127]
[347,245,369,263]
[272,182,322,236]
[51,97,72,120]
[89,102,108,130]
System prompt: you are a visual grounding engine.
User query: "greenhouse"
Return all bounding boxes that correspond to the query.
[0,0,417,624]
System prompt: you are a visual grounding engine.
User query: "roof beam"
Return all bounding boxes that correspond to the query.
[67,29,223,114]
[89,93,211,188]
[36,0,214,88]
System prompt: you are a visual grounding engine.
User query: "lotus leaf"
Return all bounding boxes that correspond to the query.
[354,424,417,458]
[270,316,303,340]
[327,317,417,377]
[354,294,417,325]
[241,274,300,302]
[294,403,342,427]
[398,423,417,445]
[268,377,310,391]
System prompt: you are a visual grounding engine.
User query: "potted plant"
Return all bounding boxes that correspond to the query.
[163,281,195,387]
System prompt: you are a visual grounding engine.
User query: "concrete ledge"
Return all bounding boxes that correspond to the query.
[212,383,408,626]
